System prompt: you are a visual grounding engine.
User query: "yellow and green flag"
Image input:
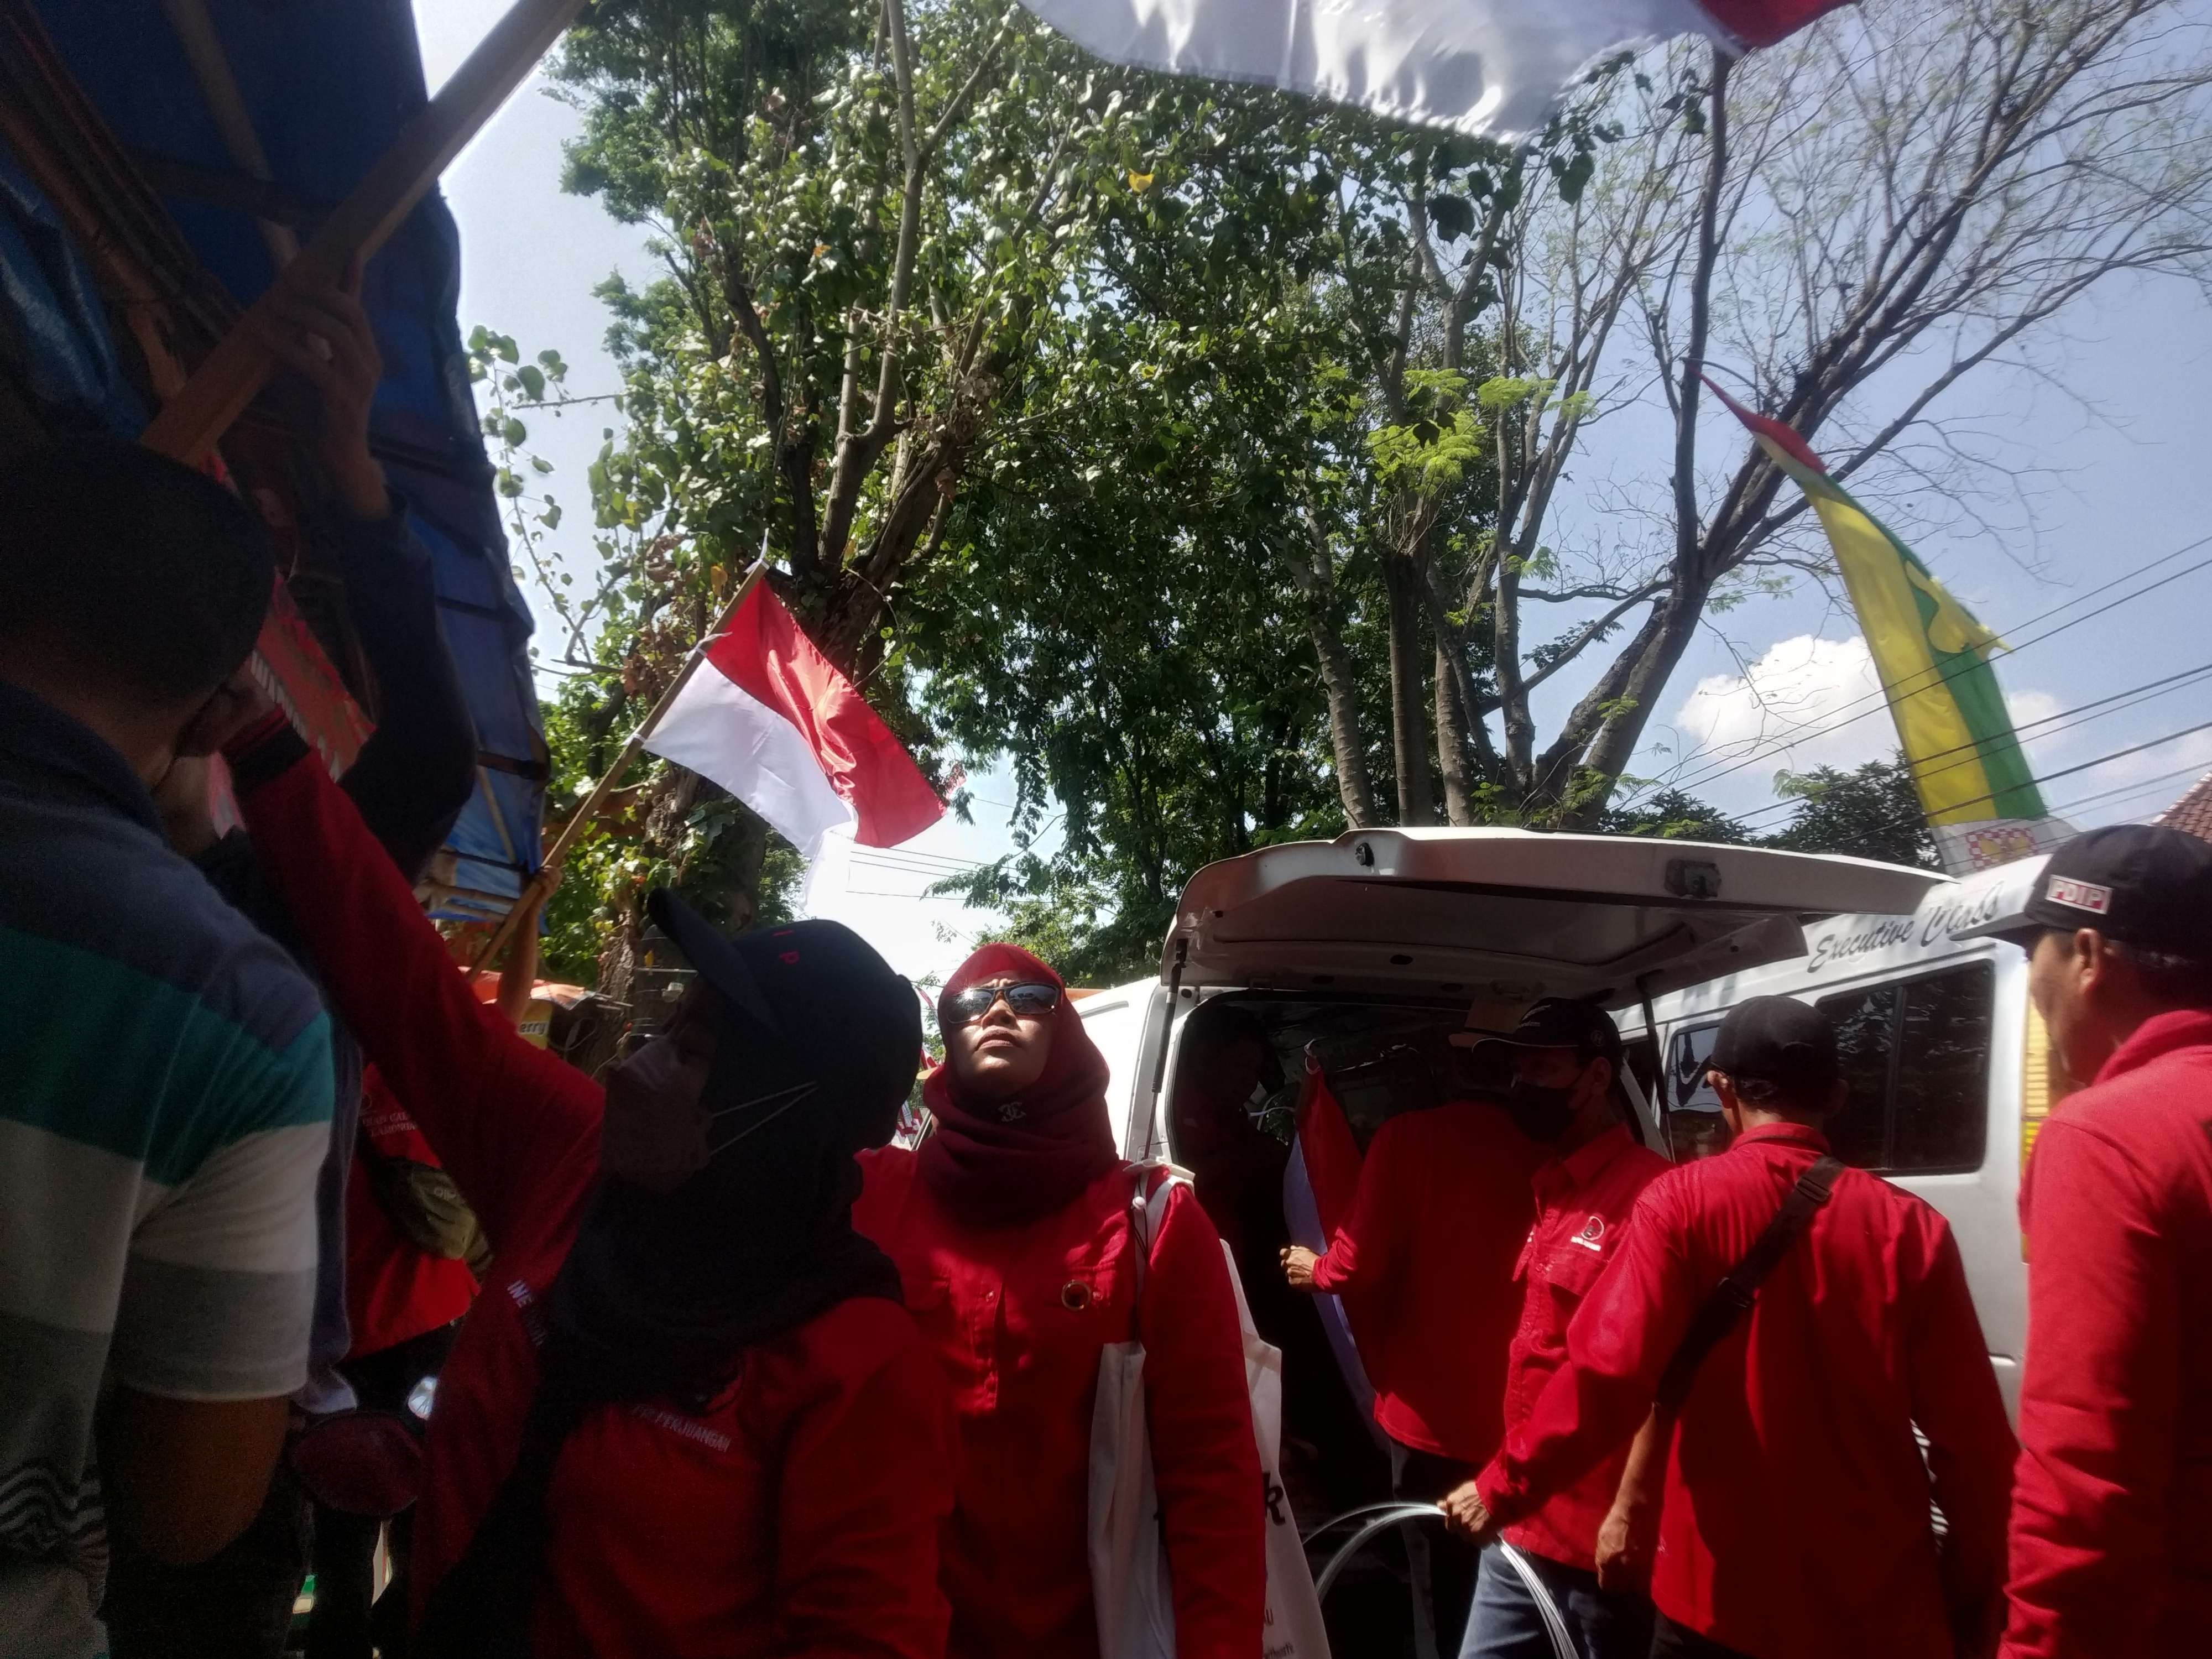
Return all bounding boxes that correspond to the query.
[1707,380,2068,874]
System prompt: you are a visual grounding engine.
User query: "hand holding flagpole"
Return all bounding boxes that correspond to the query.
[467,558,768,980]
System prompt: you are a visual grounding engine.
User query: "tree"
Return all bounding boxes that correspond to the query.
[1763,757,1943,868]
[504,0,2212,988]
[1439,0,2212,825]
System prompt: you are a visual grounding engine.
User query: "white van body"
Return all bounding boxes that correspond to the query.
[1078,831,2043,1411]
[1618,851,2053,1418]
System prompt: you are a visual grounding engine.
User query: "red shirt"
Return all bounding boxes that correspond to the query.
[1311,1098,1543,1462]
[854,1149,1264,1659]
[2002,1009,2212,1659]
[344,1067,478,1359]
[1478,1123,2016,1659]
[239,743,957,1659]
[1499,1125,1669,1571]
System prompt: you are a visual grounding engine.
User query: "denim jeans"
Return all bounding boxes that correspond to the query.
[1457,1541,1655,1659]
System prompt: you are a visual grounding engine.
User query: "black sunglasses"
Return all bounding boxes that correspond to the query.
[945,981,1061,1026]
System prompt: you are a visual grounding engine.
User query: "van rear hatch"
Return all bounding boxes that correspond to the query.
[1167,828,1946,1012]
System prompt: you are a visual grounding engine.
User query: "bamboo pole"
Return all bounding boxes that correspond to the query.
[142,0,588,462]
[156,0,299,269]
[467,562,769,979]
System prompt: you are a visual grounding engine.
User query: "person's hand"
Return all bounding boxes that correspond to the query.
[152,754,221,860]
[1280,1245,1320,1290]
[1593,1499,1656,1595]
[251,258,388,520]
[1438,1480,1498,1545]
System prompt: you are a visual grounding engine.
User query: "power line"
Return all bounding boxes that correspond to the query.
[1858,716,2212,844]
[1663,540,2212,800]
[1717,658,2212,832]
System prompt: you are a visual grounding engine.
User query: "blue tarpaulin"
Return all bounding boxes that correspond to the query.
[16,0,544,911]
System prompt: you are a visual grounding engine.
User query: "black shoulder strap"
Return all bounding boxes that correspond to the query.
[1652,1153,1845,1415]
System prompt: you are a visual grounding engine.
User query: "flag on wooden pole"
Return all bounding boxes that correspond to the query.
[1706,381,2071,875]
[641,576,945,860]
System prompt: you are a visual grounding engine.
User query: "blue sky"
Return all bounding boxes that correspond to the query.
[416,2,2212,986]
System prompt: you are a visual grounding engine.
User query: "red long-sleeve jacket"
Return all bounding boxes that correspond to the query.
[2002,1009,2212,1659]
[1477,1123,2016,1659]
[1311,1098,1543,1462]
[237,738,956,1659]
[854,1149,1265,1659]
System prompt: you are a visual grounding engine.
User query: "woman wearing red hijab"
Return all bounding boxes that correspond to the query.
[854,943,1265,1659]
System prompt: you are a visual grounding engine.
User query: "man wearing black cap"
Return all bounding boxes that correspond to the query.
[1953,825,2212,1658]
[1444,994,2015,1659]
[1445,1000,1669,1659]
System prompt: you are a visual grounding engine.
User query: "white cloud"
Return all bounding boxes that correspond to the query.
[2006,688,2063,728]
[1662,636,1898,806]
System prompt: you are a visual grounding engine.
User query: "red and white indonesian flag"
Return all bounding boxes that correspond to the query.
[641,576,945,860]
[1018,0,1846,138]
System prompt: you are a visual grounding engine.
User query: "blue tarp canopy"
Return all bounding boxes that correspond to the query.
[15,0,543,911]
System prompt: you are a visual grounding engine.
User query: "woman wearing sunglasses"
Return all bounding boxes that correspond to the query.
[212,705,957,1659]
[854,943,1265,1659]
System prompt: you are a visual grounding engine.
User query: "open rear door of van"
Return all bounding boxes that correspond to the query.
[1165,828,1947,1016]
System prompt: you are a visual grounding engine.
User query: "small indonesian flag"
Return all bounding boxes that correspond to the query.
[1017,0,1848,142]
[641,576,945,858]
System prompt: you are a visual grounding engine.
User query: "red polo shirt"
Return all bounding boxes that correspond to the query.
[1477,1123,2016,1659]
[2002,1008,2212,1659]
[1500,1125,1670,1572]
[854,1151,1263,1659]
[1311,1098,1543,1463]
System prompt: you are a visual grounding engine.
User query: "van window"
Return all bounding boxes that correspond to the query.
[1662,1025,1730,1160]
[1815,963,1994,1175]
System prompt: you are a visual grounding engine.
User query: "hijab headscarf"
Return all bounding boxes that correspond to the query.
[419,896,922,1658]
[917,942,1120,1227]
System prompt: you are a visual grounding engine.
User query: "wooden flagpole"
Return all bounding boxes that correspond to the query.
[467,559,770,980]
[142,0,589,463]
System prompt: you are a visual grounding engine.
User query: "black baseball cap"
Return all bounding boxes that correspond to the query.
[647,886,785,1036]
[1455,995,1624,1066]
[1708,995,1838,1091]
[1953,824,2212,957]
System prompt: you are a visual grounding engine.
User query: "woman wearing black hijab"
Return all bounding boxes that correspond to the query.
[222,707,955,1659]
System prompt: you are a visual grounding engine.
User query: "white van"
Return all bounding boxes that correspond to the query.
[1616,849,2054,1418]
[1080,833,2047,1427]
[1073,828,1948,1525]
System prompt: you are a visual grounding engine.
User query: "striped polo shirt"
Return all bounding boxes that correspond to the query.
[0,679,333,1658]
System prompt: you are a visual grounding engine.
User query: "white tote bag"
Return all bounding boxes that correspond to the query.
[1089,1167,1333,1659]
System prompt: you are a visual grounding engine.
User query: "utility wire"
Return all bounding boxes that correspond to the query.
[1715,658,2212,833]
[1663,541,2212,800]
[1855,717,2212,844]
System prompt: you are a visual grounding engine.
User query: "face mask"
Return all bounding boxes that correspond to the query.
[602,1034,712,1192]
[1507,1078,1578,1143]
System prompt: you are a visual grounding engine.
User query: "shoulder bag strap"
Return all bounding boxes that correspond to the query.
[1651,1152,1845,1415]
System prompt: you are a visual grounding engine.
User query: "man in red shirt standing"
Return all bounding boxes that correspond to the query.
[1955,826,2212,1658]
[1446,999,1669,1659]
[1281,1001,1545,1645]
[1445,996,2016,1659]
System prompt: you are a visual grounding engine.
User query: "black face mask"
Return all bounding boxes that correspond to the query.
[1507,1078,1578,1143]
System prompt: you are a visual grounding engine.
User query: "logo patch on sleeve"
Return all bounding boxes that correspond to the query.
[1569,1215,1606,1252]
[2046,876,2112,915]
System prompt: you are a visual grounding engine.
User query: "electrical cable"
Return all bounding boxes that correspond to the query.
[1710,657,2212,833]
[1662,541,2212,800]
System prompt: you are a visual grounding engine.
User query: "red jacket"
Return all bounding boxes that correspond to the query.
[239,742,956,1659]
[1477,1123,2016,1659]
[1310,1098,1543,1462]
[2002,1009,2212,1659]
[854,1149,1264,1659]
[1499,1125,1670,1572]
[345,1067,478,1359]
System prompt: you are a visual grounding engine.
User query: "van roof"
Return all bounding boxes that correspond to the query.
[1166,827,1948,1011]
